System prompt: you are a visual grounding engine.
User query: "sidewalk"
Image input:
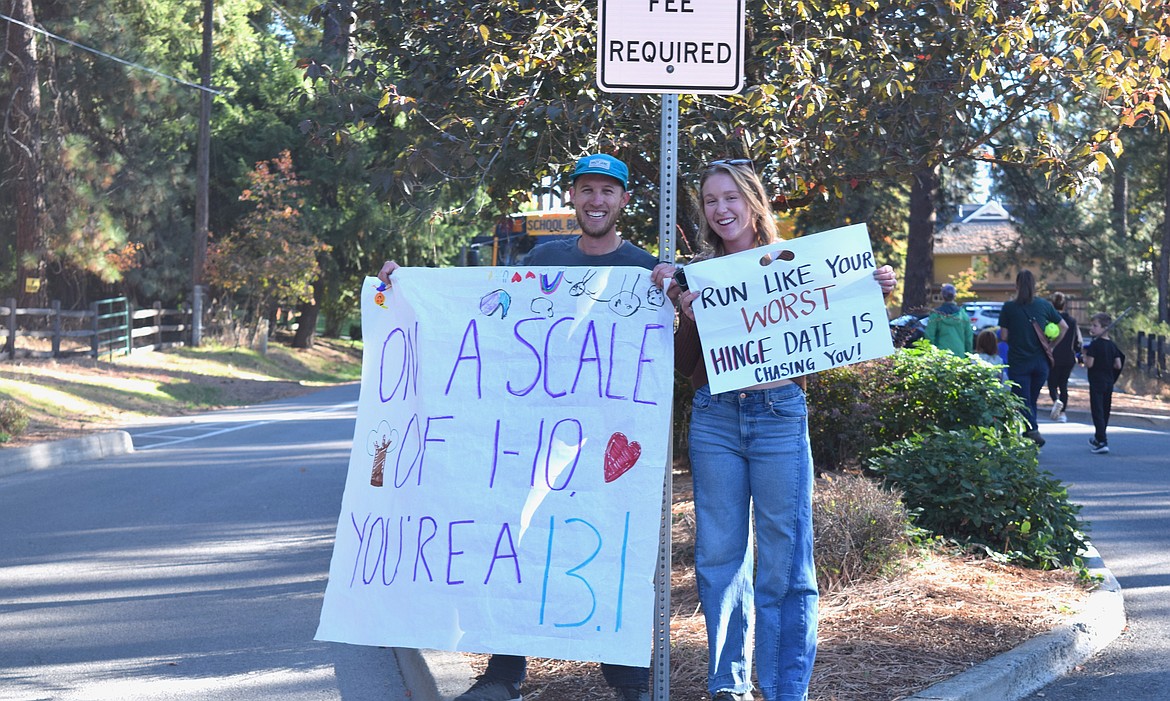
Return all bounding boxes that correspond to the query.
[2,395,1158,701]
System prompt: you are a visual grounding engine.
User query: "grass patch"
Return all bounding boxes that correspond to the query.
[0,337,363,440]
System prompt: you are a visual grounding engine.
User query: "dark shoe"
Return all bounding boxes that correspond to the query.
[455,676,522,701]
[1025,429,1046,447]
[612,686,650,701]
[713,692,755,701]
[1089,437,1102,449]
[1090,443,1110,454]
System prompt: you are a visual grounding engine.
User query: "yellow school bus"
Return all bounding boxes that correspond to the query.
[467,210,581,265]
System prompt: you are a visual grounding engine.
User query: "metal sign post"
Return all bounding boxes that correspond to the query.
[651,93,679,701]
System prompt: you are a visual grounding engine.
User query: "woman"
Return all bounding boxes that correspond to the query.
[996,270,1067,446]
[1046,291,1081,423]
[652,160,895,701]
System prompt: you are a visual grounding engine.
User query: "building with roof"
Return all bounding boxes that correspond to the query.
[932,200,1089,302]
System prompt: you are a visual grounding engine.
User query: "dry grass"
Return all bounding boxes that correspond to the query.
[466,470,1093,701]
[0,336,361,447]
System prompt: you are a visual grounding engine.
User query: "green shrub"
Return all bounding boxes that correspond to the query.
[872,341,1027,445]
[867,426,1089,569]
[806,365,880,470]
[813,472,918,591]
[807,342,1026,469]
[0,399,30,443]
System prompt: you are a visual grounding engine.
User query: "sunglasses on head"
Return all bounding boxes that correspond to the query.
[707,158,754,168]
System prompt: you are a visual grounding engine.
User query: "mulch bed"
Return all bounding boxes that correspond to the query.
[464,472,1093,701]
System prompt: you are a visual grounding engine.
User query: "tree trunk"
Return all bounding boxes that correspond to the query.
[192,0,213,346]
[322,0,356,65]
[1159,135,1170,324]
[292,278,323,348]
[902,166,939,313]
[5,0,49,307]
[1111,153,1129,241]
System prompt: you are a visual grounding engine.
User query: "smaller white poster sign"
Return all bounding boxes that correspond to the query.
[685,223,895,394]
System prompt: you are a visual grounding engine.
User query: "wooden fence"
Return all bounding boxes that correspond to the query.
[1134,330,1167,378]
[1,297,192,361]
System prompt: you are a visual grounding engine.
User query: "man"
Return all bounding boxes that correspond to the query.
[925,283,973,356]
[378,153,670,701]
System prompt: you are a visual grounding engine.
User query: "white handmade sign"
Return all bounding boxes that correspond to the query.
[686,223,895,394]
[316,266,675,667]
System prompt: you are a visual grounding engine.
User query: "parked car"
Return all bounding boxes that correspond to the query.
[889,311,930,348]
[962,301,1004,332]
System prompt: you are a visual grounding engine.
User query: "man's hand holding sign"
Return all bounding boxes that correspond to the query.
[678,223,895,394]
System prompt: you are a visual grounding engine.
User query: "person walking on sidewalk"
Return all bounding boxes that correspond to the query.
[1046,291,1082,423]
[378,153,671,701]
[924,283,973,356]
[1084,311,1125,454]
[997,269,1068,446]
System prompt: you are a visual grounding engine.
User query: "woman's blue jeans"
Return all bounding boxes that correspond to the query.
[688,383,818,701]
[1007,355,1050,431]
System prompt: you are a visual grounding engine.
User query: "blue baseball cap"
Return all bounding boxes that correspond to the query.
[570,154,629,189]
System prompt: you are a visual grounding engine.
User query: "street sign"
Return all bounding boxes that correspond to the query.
[597,0,744,94]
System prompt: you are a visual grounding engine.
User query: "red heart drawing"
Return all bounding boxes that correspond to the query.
[525,271,536,279]
[604,432,641,483]
[511,272,523,282]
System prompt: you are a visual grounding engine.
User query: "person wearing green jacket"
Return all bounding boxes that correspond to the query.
[925,284,973,356]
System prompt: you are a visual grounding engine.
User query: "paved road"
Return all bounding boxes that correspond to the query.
[0,383,407,701]
[1019,401,1170,701]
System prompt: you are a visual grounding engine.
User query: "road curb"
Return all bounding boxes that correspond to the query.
[394,647,475,701]
[0,431,134,478]
[904,544,1125,701]
[1061,408,1170,432]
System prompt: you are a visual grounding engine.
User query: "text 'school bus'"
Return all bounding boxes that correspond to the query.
[464,210,581,266]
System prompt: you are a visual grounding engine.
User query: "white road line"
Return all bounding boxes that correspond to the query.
[132,401,357,450]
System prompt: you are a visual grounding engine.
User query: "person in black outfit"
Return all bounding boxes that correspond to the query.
[1046,292,1082,423]
[1084,312,1124,454]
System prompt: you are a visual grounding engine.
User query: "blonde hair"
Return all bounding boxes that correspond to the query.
[694,161,778,259]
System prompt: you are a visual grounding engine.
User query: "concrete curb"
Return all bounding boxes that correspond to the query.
[1061,408,1170,432]
[0,431,134,478]
[905,545,1125,701]
[394,647,474,701]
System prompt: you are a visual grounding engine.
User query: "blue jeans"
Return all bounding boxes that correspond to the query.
[1007,355,1050,431]
[688,383,818,701]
